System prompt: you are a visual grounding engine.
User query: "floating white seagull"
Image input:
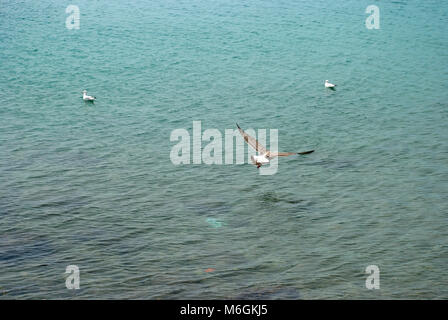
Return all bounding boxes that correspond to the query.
[236,123,314,169]
[82,90,96,101]
[325,80,336,88]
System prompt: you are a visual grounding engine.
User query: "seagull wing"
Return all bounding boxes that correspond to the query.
[268,152,297,158]
[268,150,315,159]
[297,150,315,155]
[236,123,268,154]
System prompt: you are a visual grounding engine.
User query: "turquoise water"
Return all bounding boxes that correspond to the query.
[1,0,447,299]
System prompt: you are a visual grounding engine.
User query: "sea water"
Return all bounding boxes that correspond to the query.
[0,0,447,299]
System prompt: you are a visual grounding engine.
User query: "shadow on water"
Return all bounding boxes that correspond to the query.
[259,192,306,205]
[256,191,314,214]
[258,191,311,206]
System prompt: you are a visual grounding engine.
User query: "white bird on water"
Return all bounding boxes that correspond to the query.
[236,123,314,169]
[82,90,96,101]
[325,80,336,88]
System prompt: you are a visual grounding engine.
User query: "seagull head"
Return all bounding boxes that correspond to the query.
[325,80,329,82]
[82,90,87,93]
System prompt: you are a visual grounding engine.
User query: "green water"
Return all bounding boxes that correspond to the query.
[0,0,447,299]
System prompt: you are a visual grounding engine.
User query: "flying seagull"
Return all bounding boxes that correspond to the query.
[236,123,314,169]
[82,90,96,101]
[325,80,336,88]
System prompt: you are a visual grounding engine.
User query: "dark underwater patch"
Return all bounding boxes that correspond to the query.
[0,233,55,263]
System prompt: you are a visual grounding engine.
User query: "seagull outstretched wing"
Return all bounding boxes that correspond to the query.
[236,123,268,154]
[268,150,314,158]
[268,152,296,158]
[236,123,315,159]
